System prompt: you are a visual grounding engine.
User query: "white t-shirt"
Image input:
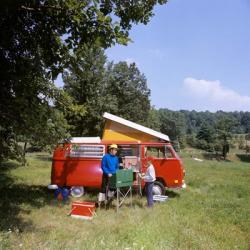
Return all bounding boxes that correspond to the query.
[144,164,156,182]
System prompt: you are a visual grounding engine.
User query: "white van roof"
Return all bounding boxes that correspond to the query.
[69,137,101,143]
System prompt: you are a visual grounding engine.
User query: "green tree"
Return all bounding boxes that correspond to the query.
[0,80,71,163]
[241,112,250,133]
[245,133,250,142]
[196,123,215,151]
[197,123,214,143]
[238,135,245,150]
[63,46,117,136]
[215,118,236,160]
[246,145,250,154]
[159,109,186,149]
[0,73,64,162]
[107,62,151,125]
[146,107,161,131]
[186,133,197,148]
[245,134,250,153]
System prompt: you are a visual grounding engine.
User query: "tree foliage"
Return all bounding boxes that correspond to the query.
[0,0,167,77]
[106,62,151,125]
[194,123,217,151]
[146,107,161,131]
[158,109,186,150]
[63,46,114,136]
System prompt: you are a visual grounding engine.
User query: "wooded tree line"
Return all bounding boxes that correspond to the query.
[147,109,250,157]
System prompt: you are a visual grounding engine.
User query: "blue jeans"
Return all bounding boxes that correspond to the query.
[145,182,154,207]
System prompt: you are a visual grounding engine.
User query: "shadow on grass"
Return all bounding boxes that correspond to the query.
[132,198,144,208]
[202,152,220,160]
[0,161,54,233]
[202,152,232,162]
[85,188,145,209]
[86,187,180,202]
[0,162,19,188]
[236,154,250,163]
[34,154,52,162]
[165,190,180,198]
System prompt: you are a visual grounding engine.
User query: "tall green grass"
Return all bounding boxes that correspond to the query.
[0,152,249,249]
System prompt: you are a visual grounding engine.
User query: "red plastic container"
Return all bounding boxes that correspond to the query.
[70,201,96,220]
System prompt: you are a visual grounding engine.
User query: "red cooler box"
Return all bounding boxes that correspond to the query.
[70,201,96,220]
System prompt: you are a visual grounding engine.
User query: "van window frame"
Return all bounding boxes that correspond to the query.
[69,144,105,158]
[144,145,175,159]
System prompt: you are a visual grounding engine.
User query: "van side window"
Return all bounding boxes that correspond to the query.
[118,145,139,157]
[145,146,165,158]
[118,145,140,171]
[165,147,174,158]
[70,144,105,158]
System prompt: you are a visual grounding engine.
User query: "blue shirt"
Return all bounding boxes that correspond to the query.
[101,153,119,175]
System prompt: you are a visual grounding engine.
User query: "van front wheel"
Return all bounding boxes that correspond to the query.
[71,186,84,197]
[153,181,165,195]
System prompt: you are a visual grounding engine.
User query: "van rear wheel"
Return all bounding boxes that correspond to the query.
[71,186,84,197]
[153,181,165,195]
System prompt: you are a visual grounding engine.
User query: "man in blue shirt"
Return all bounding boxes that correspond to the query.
[101,144,119,195]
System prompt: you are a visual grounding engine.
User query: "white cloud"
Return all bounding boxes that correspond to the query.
[183,77,250,111]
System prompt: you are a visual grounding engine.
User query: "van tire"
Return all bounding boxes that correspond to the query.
[70,186,84,197]
[153,181,165,195]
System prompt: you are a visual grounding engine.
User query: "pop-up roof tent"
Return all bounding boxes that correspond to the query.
[102,112,169,142]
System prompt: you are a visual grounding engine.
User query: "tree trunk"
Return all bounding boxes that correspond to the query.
[21,142,27,166]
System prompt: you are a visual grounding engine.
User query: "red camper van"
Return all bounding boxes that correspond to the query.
[49,113,186,196]
[50,138,186,196]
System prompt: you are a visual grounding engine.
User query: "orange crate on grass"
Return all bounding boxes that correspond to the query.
[70,201,96,220]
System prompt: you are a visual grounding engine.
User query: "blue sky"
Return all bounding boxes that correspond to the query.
[106,0,250,112]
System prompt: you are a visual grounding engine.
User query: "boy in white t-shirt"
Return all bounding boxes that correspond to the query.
[141,157,156,207]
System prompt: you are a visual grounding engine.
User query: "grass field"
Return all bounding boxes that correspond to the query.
[0,152,249,250]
